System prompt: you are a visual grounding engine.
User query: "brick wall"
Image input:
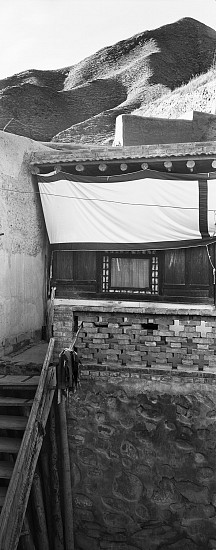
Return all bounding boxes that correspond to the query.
[53,300,216,548]
[53,301,216,373]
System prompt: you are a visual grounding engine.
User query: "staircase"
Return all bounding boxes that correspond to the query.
[0,375,39,513]
[0,339,56,550]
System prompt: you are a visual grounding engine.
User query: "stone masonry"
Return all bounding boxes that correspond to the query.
[68,375,216,550]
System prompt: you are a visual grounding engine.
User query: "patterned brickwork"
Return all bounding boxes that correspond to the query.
[53,305,216,373]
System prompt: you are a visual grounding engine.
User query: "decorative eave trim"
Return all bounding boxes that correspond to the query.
[30,141,216,166]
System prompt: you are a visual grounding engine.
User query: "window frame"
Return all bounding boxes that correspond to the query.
[101,251,159,296]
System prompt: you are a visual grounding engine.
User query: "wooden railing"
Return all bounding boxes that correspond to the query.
[0,338,56,550]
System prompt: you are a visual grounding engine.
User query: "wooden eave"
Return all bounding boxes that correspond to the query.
[30,141,216,169]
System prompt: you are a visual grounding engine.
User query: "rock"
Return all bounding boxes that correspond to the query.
[122,457,133,470]
[71,462,81,487]
[120,440,139,461]
[100,544,137,550]
[97,424,115,438]
[137,404,163,423]
[161,539,197,550]
[182,518,216,542]
[74,508,94,522]
[103,511,135,530]
[135,503,150,520]
[119,415,134,429]
[113,472,143,502]
[101,496,131,515]
[197,467,214,482]
[74,493,93,508]
[156,464,174,479]
[152,478,178,505]
[116,389,129,403]
[95,412,106,424]
[87,465,104,478]
[184,504,215,519]
[75,532,99,550]
[78,447,97,466]
[176,481,209,504]
[175,440,194,452]
[194,453,205,464]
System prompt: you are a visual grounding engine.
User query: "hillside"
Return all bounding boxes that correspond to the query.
[0,17,216,144]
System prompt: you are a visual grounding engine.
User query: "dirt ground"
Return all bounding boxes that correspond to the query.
[0,341,48,374]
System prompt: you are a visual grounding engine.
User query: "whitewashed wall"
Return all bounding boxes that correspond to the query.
[0,132,49,355]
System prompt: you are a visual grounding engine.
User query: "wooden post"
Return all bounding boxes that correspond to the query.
[49,403,64,550]
[18,516,36,550]
[57,396,74,550]
[31,467,50,550]
[40,435,53,548]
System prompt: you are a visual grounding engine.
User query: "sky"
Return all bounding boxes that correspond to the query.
[1,0,216,80]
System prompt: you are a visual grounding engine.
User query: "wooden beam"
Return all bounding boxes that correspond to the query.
[49,403,64,550]
[19,516,36,550]
[57,396,74,550]
[31,469,49,550]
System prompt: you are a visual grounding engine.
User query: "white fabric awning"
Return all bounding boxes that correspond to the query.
[37,171,216,249]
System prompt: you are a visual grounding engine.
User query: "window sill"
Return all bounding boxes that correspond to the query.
[54,298,216,316]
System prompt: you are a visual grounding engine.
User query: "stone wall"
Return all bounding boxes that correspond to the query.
[68,374,216,550]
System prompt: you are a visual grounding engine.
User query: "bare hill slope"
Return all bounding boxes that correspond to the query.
[0,17,216,143]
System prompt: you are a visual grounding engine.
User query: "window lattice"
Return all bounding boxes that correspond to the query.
[102,252,159,295]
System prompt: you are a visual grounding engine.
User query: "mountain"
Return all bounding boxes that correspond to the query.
[0,17,216,144]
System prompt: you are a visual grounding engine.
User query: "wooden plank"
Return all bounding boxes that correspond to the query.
[0,397,33,407]
[0,462,14,479]
[0,376,39,388]
[0,416,27,430]
[0,438,22,453]
[0,338,56,550]
[186,246,210,286]
[164,249,186,285]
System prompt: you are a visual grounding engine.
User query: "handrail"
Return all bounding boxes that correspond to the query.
[0,338,56,550]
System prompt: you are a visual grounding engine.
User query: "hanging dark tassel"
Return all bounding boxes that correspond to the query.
[57,322,83,403]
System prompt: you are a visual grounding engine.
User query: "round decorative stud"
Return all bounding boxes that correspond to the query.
[31,166,40,175]
[120,163,128,171]
[141,163,148,170]
[164,161,172,172]
[212,160,216,169]
[98,163,107,172]
[54,164,62,174]
[186,160,195,172]
[75,164,84,172]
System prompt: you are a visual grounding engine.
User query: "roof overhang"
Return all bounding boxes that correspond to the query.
[30,141,216,170]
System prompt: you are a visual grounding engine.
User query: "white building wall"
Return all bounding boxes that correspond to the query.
[0,131,49,355]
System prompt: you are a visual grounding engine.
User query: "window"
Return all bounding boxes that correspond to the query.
[102,252,159,295]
